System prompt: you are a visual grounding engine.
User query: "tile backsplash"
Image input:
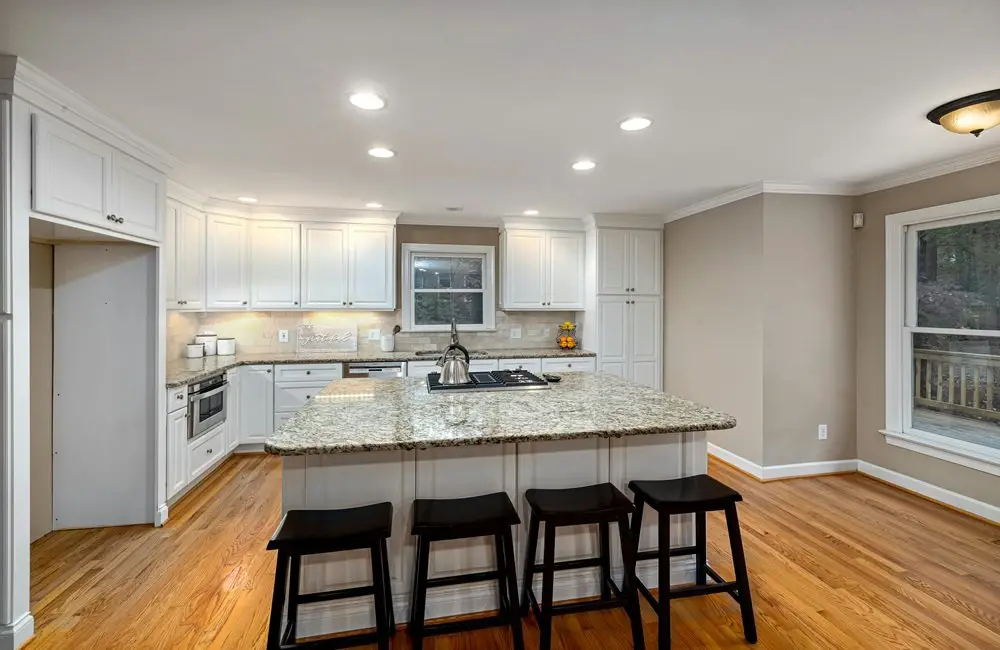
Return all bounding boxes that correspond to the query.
[167,310,583,359]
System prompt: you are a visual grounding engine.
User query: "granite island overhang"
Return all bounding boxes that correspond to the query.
[264,372,736,639]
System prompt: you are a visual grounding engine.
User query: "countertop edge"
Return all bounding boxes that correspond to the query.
[264,418,737,456]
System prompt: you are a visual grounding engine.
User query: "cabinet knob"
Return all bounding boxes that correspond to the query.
[242,301,248,305]
[306,370,311,375]
[106,214,114,221]
[294,301,299,305]
[306,395,312,400]
[267,369,272,374]
[349,302,353,306]
[206,448,213,454]
[568,364,573,368]
[176,394,184,400]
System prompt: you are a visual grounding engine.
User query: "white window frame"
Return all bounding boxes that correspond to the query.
[401,243,496,332]
[884,192,1000,476]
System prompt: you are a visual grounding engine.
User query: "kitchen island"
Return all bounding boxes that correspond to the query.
[266,373,735,638]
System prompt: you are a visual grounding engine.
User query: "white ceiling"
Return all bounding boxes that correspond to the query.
[2,0,1000,218]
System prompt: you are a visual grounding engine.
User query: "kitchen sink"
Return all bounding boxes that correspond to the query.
[413,349,489,357]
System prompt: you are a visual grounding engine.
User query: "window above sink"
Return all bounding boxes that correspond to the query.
[401,243,496,333]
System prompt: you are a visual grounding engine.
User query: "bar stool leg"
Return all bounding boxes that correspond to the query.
[695,511,707,586]
[266,550,289,650]
[284,554,301,646]
[617,514,646,650]
[520,515,539,617]
[538,523,557,650]
[629,496,645,554]
[598,522,612,601]
[409,535,431,650]
[658,512,672,650]
[380,537,395,635]
[370,542,391,650]
[498,531,526,650]
[494,533,510,613]
[725,504,757,644]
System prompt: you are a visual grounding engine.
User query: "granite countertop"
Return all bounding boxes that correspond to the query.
[166,348,596,387]
[264,373,736,455]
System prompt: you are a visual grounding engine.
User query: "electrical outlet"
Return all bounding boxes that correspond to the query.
[368,329,381,340]
[818,424,828,440]
[511,327,522,339]
[278,329,289,343]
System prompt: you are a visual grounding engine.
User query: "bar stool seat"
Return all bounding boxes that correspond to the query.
[521,483,645,650]
[266,503,395,650]
[629,474,757,650]
[409,492,524,650]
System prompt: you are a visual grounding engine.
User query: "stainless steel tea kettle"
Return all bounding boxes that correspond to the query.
[437,319,472,385]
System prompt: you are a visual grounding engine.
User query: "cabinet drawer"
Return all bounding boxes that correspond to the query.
[541,358,596,373]
[470,360,499,372]
[274,381,328,411]
[166,385,188,413]
[274,364,343,383]
[407,361,439,378]
[274,411,296,431]
[498,358,543,373]
[189,424,225,481]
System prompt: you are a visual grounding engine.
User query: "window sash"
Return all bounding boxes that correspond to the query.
[401,243,496,332]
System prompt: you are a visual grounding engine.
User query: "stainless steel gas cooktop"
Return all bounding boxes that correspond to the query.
[426,369,551,393]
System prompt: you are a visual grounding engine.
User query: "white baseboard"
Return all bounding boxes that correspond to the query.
[155,503,169,527]
[234,443,265,454]
[707,443,857,480]
[0,613,34,650]
[294,558,696,639]
[857,461,1000,524]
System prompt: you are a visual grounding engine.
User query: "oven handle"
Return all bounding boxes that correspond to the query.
[190,382,228,402]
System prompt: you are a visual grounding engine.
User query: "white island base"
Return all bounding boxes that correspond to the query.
[281,432,707,638]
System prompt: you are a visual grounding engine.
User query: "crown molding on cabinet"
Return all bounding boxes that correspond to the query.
[166,180,210,210]
[855,145,1000,195]
[396,213,502,227]
[1,56,180,173]
[585,213,666,230]
[499,216,586,232]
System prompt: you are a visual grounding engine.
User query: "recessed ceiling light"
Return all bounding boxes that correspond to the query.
[523,209,539,216]
[572,160,597,171]
[619,116,652,132]
[368,147,395,158]
[236,196,258,204]
[366,202,383,209]
[349,92,386,111]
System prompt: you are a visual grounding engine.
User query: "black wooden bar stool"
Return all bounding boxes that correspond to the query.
[266,503,395,650]
[521,483,645,650]
[408,492,524,650]
[628,474,757,649]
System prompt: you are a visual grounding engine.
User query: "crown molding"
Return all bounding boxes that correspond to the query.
[664,183,764,224]
[856,145,1000,195]
[500,216,586,232]
[760,181,856,195]
[585,213,665,230]
[166,180,209,209]
[397,213,501,227]
[5,56,181,172]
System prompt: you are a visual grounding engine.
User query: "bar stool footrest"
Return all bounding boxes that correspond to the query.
[636,545,697,562]
[421,613,511,637]
[425,569,501,588]
[279,628,382,650]
[295,585,375,605]
[525,576,626,618]
[636,562,740,607]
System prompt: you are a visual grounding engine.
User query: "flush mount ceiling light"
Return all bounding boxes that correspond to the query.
[523,209,539,216]
[236,196,258,204]
[927,89,1000,137]
[368,147,395,158]
[366,202,383,208]
[619,116,652,131]
[349,92,386,111]
[572,159,597,171]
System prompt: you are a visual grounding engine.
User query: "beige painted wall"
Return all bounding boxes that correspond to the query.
[29,242,53,542]
[665,195,765,465]
[855,160,1000,507]
[762,194,856,465]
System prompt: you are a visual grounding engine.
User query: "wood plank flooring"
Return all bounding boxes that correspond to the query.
[27,454,1000,649]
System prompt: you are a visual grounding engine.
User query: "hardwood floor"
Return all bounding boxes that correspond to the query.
[27,454,1000,649]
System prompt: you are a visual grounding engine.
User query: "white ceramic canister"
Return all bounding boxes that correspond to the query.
[380,335,395,352]
[186,343,205,359]
[217,338,236,356]
[195,333,218,356]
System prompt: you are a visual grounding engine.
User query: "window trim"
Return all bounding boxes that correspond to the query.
[884,192,1000,475]
[401,243,496,333]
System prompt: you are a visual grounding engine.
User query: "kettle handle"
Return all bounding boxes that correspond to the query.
[450,343,470,364]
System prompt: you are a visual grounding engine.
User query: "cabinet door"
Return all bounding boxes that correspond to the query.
[629,230,662,296]
[227,370,241,451]
[547,232,585,309]
[165,201,179,308]
[348,224,394,309]
[240,366,274,444]
[502,231,547,308]
[32,113,112,227]
[597,296,629,378]
[597,229,630,295]
[302,223,348,308]
[111,152,164,241]
[407,361,439,378]
[166,407,189,499]
[498,358,543,373]
[250,222,301,309]
[629,296,662,389]
[206,214,249,309]
[176,205,206,310]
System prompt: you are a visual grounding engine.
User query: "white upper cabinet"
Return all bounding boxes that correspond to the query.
[164,203,178,307]
[597,229,661,296]
[301,223,348,309]
[501,229,583,310]
[176,204,206,310]
[250,221,301,309]
[206,214,249,310]
[32,113,164,241]
[347,224,394,309]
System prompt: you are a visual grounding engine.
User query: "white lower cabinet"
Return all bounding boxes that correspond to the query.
[189,423,226,482]
[541,357,596,373]
[227,369,241,452]
[166,406,189,500]
[273,364,343,430]
[498,358,543,373]
[596,296,661,389]
[274,411,296,431]
[240,365,275,444]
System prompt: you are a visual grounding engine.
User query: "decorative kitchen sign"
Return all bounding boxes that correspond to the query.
[296,325,357,353]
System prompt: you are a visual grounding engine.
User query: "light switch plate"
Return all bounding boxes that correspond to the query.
[511,327,522,339]
[278,330,289,343]
[368,329,381,340]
